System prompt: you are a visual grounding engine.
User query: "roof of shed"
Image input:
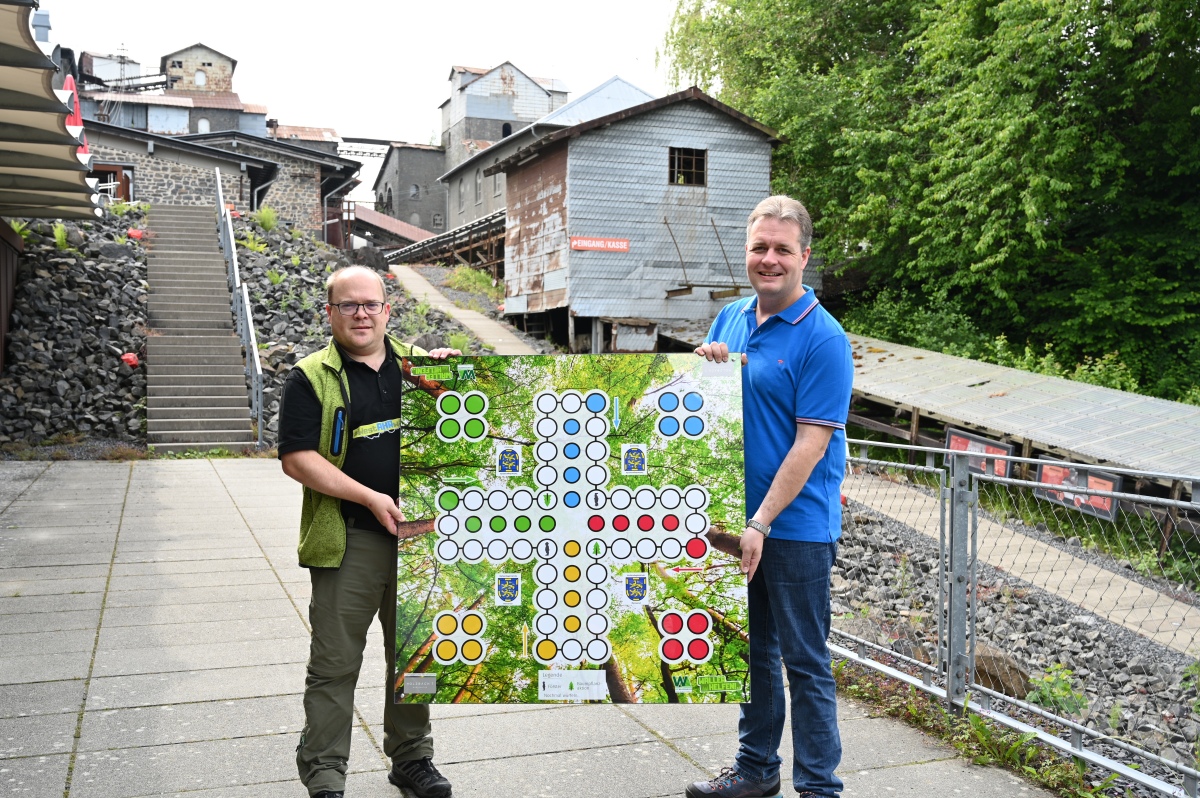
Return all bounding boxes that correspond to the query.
[82,91,194,108]
[168,89,244,110]
[160,43,238,74]
[179,129,361,170]
[83,118,277,169]
[352,203,433,244]
[271,124,339,143]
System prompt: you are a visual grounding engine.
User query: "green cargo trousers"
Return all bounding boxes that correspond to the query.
[297,526,432,796]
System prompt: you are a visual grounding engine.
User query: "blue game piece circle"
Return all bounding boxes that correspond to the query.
[564,491,580,508]
[564,467,581,483]
[683,392,704,412]
[684,416,705,436]
[658,393,679,412]
[564,419,580,435]
[658,416,680,436]
[586,393,607,413]
[564,443,580,459]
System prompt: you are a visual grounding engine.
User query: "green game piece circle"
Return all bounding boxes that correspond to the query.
[439,394,461,415]
[490,516,507,532]
[463,418,486,440]
[465,516,482,532]
[464,394,485,414]
[438,491,459,511]
[539,515,556,532]
[439,418,460,439]
[514,515,531,532]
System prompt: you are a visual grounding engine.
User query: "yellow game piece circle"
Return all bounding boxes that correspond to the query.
[564,565,581,582]
[462,639,483,661]
[564,590,581,607]
[536,639,557,660]
[462,613,483,635]
[436,615,458,635]
[564,540,581,557]
[436,639,458,660]
[564,615,581,633]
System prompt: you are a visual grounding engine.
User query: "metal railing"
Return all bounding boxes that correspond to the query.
[839,437,1200,797]
[214,168,264,446]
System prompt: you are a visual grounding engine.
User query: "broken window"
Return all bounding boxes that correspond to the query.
[433,213,444,229]
[410,184,420,199]
[170,60,182,68]
[475,169,482,204]
[202,61,213,67]
[668,147,706,186]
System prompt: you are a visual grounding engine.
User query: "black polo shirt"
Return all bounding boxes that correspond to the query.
[278,342,403,536]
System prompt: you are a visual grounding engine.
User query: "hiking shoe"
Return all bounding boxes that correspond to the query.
[313,792,344,798]
[685,767,781,798]
[389,757,452,798]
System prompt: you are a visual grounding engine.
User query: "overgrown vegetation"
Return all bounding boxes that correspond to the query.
[52,222,71,252]
[250,205,279,232]
[107,201,150,216]
[445,265,504,304]
[237,230,268,253]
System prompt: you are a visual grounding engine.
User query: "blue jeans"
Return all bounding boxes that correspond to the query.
[735,538,842,796]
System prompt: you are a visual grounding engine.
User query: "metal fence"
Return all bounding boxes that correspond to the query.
[837,437,1200,797]
[213,169,263,446]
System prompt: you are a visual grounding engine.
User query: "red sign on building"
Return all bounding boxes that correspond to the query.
[570,236,630,252]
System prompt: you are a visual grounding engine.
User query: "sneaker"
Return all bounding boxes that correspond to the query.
[313,792,344,798]
[389,757,452,798]
[685,767,781,798]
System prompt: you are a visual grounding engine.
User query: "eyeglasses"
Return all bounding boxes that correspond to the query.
[331,301,385,316]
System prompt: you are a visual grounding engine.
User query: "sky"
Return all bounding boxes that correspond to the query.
[44,0,686,145]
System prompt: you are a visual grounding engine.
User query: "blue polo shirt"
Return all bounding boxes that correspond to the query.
[705,288,853,542]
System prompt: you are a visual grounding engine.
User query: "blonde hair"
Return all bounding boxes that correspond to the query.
[746,195,812,251]
[325,265,387,304]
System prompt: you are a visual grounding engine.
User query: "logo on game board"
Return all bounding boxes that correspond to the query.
[624,574,649,605]
[621,444,648,475]
[495,574,521,606]
[457,363,476,382]
[496,446,521,475]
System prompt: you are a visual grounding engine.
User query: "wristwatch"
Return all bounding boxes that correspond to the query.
[745,519,771,537]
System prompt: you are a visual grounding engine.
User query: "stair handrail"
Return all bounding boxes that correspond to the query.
[214,168,264,447]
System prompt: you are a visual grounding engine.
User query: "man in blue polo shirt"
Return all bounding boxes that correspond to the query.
[686,196,853,798]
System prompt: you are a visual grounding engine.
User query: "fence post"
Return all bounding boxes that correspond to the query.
[946,452,972,714]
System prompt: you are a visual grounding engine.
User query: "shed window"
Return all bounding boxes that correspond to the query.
[668,147,706,186]
[410,213,421,226]
[202,61,213,67]
[474,169,482,204]
[410,183,420,199]
[433,213,444,229]
[170,60,182,68]
[458,178,465,212]
[194,69,207,87]
[502,122,512,138]
[197,117,211,134]
[386,187,393,213]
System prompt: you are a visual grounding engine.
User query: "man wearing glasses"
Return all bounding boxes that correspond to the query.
[279,266,460,798]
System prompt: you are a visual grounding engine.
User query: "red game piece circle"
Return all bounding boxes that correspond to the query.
[685,537,708,559]
[663,639,684,660]
[637,514,654,531]
[613,515,630,532]
[588,515,605,532]
[688,639,710,660]
[663,514,679,531]
[661,611,684,635]
[687,612,710,634]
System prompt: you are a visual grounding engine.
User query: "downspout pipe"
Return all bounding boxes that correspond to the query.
[252,174,278,211]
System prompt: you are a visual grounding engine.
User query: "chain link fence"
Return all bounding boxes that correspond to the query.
[835,438,1200,797]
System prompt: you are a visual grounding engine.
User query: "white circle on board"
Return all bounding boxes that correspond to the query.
[463,490,484,511]
[535,613,557,635]
[487,490,508,511]
[536,466,558,486]
[461,539,484,561]
[686,513,709,533]
[609,538,632,560]
[659,487,682,509]
[584,417,607,437]
[511,539,534,561]
[561,639,583,661]
[536,417,558,438]
[536,393,558,414]
[587,639,610,662]
[609,488,632,509]
[586,589,609,610]
[487,539,508,561]
[635,487,656,510]
[535,589,558,610]
[586,613,609,635]
[585,441,608,462]
[586,563,608,584]
[436,539,458,561]
[561,393,582,414]
[636,538,658,560]
[536,564,558,585]
[684,487,708,509]
[437,515,459,535]
[660,538,683,560]
[536,442,557,462]
[512,489,534,510]
[585,465,609,486]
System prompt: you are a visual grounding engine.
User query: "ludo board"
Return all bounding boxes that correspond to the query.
[393,354,746,704]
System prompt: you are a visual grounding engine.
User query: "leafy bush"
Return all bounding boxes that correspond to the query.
[266,269,285,286]
[52,222,70,251]
[251,206,279,232]
[291,254,301,267]
[446,266,504,304]
[446,331,472,353]
[238,230,268,253]
[1025,664,1086,715]
[8,219,33,244]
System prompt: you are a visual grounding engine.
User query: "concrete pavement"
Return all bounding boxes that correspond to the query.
[0,460,1053,798]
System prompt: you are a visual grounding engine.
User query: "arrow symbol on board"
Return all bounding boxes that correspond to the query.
[671,567,704,573]
[613,398,620,430]
[522,623,530,659]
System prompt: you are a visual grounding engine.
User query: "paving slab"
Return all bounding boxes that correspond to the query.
[107,569,282,592]
[0,751,70,796]
[97,616,306,651]
[101,582,287,608]
[0,650,92,685]
[111,558,275,577]
[101,597,299,628]
[78,695,303,751]
[112,546,265,564]
[0,463,48,506]
[0,574,107,597]
[0,709,77,758]
[0,608,99,634]
[4,628,97,656]
[92,636,307,677]
[0,590,104,615]
[840,756,1038,797]
[0,563,110,582]
[86,662,304,710]
[0,680,84,719]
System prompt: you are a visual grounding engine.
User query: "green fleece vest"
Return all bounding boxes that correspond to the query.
[293,335,425,568]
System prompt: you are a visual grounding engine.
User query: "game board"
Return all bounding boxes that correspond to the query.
[393,354,746,704]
